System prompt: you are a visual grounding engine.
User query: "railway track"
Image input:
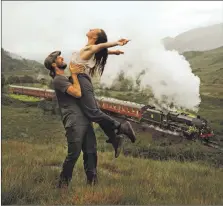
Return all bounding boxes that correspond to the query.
[109,112,223,151]
[204,141,223,151]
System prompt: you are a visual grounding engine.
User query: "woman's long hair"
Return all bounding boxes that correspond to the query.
[89,29,108,77]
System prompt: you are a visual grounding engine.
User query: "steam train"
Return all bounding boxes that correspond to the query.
[8,84,214,141]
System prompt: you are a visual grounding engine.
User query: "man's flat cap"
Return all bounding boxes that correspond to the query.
[44,51,61,70]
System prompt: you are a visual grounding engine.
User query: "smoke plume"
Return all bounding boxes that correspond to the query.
[100,24,201,112]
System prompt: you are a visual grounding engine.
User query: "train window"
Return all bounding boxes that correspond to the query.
[151,114,154,118]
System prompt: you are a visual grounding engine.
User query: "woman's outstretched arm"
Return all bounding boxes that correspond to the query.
[81,39,130,60]
[92,39,130,53]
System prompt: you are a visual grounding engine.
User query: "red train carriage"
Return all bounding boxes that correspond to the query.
[36,88,48,98]
[44,89,55,99]
[22,86,43,97]
[9,85,23,94]
[8,85,56,100]
[95,96,143,120]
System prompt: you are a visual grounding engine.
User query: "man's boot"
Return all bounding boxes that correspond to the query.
[86,172,98,186]
[57,175,70,189]
[106,135,124,158]
[117,121,136,143]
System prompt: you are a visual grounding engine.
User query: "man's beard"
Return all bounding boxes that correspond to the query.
[58,63,67,70]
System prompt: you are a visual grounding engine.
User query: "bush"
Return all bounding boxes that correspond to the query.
[19,75,35,83]
[6,75,37,84]
[7,75,20,84]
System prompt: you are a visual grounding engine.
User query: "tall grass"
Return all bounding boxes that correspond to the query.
[2,105,223,204]
[2,140,223,205]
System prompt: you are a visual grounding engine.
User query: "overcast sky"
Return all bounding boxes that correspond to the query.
[2,1,223,59]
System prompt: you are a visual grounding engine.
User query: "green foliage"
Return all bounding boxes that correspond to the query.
[9,94,41,102]
[6,75,37,84]
[7,75,20,84]
[109,70,145,92]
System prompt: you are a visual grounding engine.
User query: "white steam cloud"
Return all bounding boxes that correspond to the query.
[99,15,201,112]
[101,39,201,111]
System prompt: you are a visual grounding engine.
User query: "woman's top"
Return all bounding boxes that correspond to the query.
[70,50,96,76]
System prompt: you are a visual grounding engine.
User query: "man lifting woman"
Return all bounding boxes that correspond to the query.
[44,28,136,187]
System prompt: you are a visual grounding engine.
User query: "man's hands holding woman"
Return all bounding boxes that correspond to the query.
[69,63,85,74]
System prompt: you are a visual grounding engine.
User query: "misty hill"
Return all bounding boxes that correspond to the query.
[162,23,223,53]
[1,48,48,77]
[2,45,223,85]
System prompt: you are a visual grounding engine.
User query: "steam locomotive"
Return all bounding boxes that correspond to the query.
[8,84,214,141]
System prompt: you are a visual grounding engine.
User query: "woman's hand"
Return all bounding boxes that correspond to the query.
[117,39,130,46]
[114,50,124,55]
[108,50,124,55]
[69,63,85,74]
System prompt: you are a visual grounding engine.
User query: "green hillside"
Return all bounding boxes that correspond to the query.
[184,46,223,86]
[184,47,223,136]
[1,48,47,78]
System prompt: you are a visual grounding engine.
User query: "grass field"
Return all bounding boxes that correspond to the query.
[9,94,41,102]
[2,105,223,205]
